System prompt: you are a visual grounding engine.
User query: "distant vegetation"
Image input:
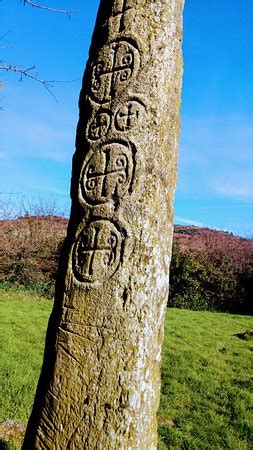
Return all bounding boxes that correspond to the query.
[0,216,252,314]
[170,226,252,314]
[0,290,252,449]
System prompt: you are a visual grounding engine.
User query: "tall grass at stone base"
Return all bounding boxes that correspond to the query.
[0,211,252,314]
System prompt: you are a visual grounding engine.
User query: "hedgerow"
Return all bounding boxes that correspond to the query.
[1,216,252,314]
[168,244,252,314]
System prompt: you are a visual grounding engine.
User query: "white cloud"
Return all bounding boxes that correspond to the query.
[174,216,207,227]
[180,113,253,166]
[211,172,253,199]
[1,112,74,162]
[0,83,77,163]
[177,112,253,201]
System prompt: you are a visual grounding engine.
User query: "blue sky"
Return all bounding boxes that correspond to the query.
[1,0,253,237]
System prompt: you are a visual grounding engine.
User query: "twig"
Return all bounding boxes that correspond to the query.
[0,31,12,40]
[23,0,78,18]
[0,31,12,49]
[0,63,59,100]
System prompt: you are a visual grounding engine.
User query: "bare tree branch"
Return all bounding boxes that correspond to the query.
[0,63,59,100]
[0,30,12,49]
[23,0,78,18]
[1,4,79,105]
[0,62,78,102]
[0,31,12,40]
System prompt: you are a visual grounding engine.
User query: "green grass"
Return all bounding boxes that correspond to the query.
[159,309,252,449]
[0,288,52,425]
[0,287,252,449]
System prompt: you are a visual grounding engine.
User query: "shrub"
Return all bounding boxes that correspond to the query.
[168,244,252,314]
[0,216,67,297]
[1,215,252,313]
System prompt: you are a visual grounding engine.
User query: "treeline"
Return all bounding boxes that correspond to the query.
[1,216,252,314]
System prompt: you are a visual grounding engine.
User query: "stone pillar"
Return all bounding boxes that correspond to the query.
[23,0,183,448]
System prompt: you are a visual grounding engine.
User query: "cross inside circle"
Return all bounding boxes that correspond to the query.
[88,111,111,140]
[81,142,134,205]
[115,101,144,131]
[90,39,140,104]
[73,220,122,282]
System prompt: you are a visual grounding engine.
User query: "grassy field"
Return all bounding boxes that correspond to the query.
[0,287,252,449]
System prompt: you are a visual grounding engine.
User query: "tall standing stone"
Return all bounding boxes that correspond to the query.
[23,0,183,448]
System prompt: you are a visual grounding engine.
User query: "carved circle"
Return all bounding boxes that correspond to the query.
[72,220,123,283]
[114,100,145,132]
[80,142,134,205]
[90,39,140,104]
[87,110,111,141]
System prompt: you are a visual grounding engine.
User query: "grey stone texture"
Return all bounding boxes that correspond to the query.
[23,0,184,448]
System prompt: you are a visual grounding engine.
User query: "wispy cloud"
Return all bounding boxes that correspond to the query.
[211,172,253,199]
[178,112,253,202]
[1,84,77,164]
[1,112,74,163]
[174,216,207,227]
[180,113,253,166]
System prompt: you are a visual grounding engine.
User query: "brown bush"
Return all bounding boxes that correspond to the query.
[1,217,252,312]
[0,216,67,295]
[174,226,253,269]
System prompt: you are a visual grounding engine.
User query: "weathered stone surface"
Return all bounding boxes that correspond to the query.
[23,0,184,448]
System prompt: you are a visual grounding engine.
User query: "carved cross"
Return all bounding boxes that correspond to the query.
[85,147,127,200]
[78,224,117,277]
[115,103,139,131]
[91,40,136,103]
[113,0,132,32]
[89,111,110,140]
